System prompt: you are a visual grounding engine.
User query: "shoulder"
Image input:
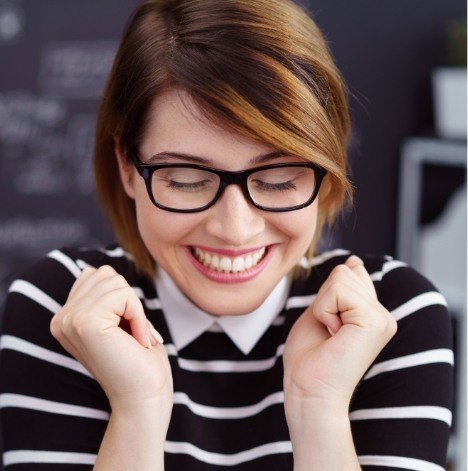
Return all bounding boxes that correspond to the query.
[7,245,136,304]
[295,248,446,305]
[2,245,149,329]
[291,249,393,295]
[293,248,451,331]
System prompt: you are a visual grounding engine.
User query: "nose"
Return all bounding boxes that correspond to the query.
[204,184,266,246]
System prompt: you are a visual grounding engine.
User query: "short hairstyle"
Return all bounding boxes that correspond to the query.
[94,0,352,279]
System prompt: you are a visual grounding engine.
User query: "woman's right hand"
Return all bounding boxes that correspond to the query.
[50,265,173,415]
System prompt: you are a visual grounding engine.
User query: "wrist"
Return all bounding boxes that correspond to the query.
[285,396,349,431]
[284,380,351,415]
[94,397,172,471]
[110,394,173,427]
[283,400,360,471]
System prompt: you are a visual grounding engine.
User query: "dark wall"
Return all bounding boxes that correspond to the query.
[315,1,466,255]
[0,0,137,309]
[0,0,465,302]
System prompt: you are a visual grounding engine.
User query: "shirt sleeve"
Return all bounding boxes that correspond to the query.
[349,258,454,470]
[0,250,110,470]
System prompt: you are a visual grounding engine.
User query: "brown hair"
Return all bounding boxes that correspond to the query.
[94,0,352,279]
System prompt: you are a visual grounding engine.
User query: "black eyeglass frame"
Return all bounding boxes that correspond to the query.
[131,158,327,213]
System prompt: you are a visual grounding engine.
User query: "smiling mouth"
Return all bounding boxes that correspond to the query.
[190,246,269,273]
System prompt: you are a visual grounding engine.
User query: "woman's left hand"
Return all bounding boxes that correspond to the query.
[283,255,397,408]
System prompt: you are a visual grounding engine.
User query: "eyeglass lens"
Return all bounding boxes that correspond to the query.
[150,166,317,210]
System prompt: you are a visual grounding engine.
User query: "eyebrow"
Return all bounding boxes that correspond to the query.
[146,150,287,165]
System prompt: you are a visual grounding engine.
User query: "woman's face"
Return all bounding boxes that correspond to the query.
[118,89,318,316]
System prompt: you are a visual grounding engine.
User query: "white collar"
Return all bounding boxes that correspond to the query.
[154,267,291,355]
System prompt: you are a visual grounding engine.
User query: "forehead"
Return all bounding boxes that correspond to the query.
[139,89,278,169]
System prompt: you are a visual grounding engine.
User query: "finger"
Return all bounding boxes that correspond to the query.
[327,325,338,337]
[123,289,163,349]
[68,266,97,299]
[319,263,369,303]
[69,266,113,301]
[327,257,374,299]
[71,266,123,302]
[344,256,377,299]
[76,259,94,271]
[56,267,98,329]
[312,282,351,335]
[147,320,164,345]
[64,267,163,350]
[312,296,343,335]
[284,302,330,354]
[312,266,373,333]
[85,285,150,349]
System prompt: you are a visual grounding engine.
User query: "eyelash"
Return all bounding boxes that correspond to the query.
[167,180,209,189]
[253,181,297,192]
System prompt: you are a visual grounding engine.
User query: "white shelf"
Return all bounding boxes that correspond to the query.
[397,137,467,471]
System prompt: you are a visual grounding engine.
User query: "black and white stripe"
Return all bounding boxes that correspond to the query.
[0,247,453,469]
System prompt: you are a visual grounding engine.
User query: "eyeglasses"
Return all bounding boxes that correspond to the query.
[131,158,327,213]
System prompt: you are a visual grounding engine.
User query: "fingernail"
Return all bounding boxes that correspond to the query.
[146,334,152,349]
[148,322,164,344]
[347,255,364,266]
[327,326,336,336]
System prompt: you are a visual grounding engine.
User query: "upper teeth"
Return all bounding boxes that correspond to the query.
[193,247,266,273]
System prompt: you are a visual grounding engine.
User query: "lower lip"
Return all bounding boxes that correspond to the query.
[184,245,277,284]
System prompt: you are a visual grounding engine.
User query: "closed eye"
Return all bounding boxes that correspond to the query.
[166,180,211,190]
[252,180,297,192]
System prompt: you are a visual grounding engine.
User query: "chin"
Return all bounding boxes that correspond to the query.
[195,294,268,317]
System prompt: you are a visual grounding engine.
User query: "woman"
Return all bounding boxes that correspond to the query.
[0,0,453,469]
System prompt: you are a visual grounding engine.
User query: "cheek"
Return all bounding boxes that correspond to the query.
[273,203,318,246]
[133,192,202,258]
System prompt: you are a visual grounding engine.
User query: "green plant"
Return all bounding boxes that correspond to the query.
[447,18,467,67]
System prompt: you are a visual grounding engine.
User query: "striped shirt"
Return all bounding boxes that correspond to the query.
[0,246,454,470]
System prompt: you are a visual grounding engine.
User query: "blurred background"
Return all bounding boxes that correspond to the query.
[0,0,466,469]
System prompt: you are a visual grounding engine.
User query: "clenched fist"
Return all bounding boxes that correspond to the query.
[283,255,397,407]
[50,265,173,414]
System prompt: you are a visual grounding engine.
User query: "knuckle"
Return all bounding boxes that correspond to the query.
[113,274,128,287]
[50,307,71,338]
[122,284,136,298]
[70,315,88,337]
[332,264,349,276]
[310,303,322,319]
[373,319,388,335]
[126,288,142,309]
[386,315,398,337]
[112,284,129,297]
[80,267,95,276]
[97,265,116,277]
[50,315,60,338]
[328,279,345,294]
[61,310,72,327]
[328,266,352,286]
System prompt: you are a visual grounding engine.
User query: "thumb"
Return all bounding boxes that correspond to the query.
[344,255,377,299]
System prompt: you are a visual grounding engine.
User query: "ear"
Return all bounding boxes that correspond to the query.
[114,138,136,199]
